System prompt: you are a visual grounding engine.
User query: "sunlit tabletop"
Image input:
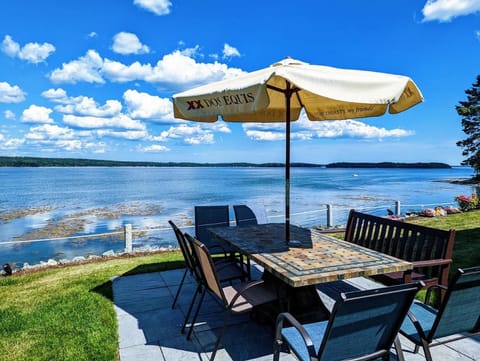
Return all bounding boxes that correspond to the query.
[209,223,412,288]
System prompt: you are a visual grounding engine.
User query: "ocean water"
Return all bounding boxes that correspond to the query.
[0,166,476,266]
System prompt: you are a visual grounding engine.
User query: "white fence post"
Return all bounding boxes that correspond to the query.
[327,204,333,228]
[124,224,132,252]
[395,200,401,216]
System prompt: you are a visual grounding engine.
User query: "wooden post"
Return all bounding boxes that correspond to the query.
[327,204,333,228]
[124,224,132,252]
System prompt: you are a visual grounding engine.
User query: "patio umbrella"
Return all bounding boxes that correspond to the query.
[172,58,423,245]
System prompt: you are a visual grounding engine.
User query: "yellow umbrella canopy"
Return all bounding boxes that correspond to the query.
[173,58,423,244]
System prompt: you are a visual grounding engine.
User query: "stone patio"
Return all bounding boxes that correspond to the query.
[113,268,480,361]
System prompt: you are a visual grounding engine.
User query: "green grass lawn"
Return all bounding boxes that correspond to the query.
[0,252,184,361]
[1,211,479,361]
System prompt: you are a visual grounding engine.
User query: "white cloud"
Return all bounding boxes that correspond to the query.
[56,139,83,151]
[476,30,480,40]
[63,113,145,130]
[143,51,245,87]
[123,89,173,120]
[112,32,150,54]
[133,0,172,15]
[49,50,104,84]
[41,88,68,102]
[0,133,25,150]
[242,114,414,141]
[179,45,201,58]
[0,82,26,103]
[88,32,98,38]
[422,0,480,22]
[103,51,245,88]
[24,124,100,153]
[102,59,152,82]
[1,35,55,63]
[1,35,19,57]
[140,144,170,152]
[159,124,215,145]
[4,110,16,120]
[1,137,25,149]
[57,98,122,117]
[244,129,286,141]
[49,49,245,89]
[85,141,106,154]
[223,43,240,59]
[96,129,149,140]
[42,88,122,117]
[26,124,75,141]
[204,122,231,134]
[21,105,54,124]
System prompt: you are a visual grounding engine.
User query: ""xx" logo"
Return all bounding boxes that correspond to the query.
[187,100,204,110]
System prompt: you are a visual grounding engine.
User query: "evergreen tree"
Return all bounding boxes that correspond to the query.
[456,75,480,178]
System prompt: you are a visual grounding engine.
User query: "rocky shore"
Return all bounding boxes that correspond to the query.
[2,244,176,276]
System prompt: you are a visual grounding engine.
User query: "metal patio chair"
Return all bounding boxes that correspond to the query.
[194,205,236,255]
[233,204,258,226]
[399,266,480,361]
[185,233,278,361]
[168,221,248,334]
[273,282,423,361]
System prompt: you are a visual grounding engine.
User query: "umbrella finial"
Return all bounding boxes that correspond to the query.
[272,57,307,67]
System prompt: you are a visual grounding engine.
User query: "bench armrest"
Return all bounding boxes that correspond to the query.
[411,259,452,268]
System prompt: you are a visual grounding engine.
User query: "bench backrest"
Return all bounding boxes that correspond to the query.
[345,210,455,261]
[345,210,455,280]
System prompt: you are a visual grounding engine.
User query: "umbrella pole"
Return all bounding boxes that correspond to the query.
[285,82,292,245]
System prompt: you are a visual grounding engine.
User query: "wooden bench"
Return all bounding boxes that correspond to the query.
[344,209,455,290]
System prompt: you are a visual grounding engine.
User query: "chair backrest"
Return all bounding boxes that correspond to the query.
[318,282,422,361]
[168,220,196,273]
[233,205,258,226]
[194,205,232,254]
[430,266,480,339]
[185,233,226,304]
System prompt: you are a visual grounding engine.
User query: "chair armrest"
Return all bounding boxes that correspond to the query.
[209,244,230,257]
[274,312,316,359]
[405,309,429,340]
[411,259,452,268]
[425,284,448,305]
[227,279,266,308]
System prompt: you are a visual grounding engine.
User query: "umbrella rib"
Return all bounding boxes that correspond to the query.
[266,84,301,95]
[266,84,304,108]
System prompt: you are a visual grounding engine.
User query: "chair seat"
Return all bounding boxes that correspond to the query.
[281,321,326,361]
[401,301,437,343]
[224,283,277,313]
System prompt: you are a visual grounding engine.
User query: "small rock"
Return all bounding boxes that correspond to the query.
[47,259,58,266]
[72,256,86,262]
[102,250,115,257]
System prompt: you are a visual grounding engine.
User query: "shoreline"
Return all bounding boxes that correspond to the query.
[441,178,480,186]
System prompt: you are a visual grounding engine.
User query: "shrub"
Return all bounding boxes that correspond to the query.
[455,193,479,211]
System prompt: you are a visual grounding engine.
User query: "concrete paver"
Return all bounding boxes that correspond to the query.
[113,268,480,361]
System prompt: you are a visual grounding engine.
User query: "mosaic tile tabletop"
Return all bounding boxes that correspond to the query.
[209,223,412,287]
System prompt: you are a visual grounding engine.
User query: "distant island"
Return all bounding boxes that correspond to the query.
[0,156,317,168]
[0,156,452,168]
[326,162,452,169]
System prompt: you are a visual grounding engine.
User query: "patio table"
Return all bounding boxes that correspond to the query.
[209,223,412,322]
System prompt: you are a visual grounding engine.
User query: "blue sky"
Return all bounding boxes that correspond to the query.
[0,0,479,165]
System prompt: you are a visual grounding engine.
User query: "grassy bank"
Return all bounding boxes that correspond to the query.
[1,211,479,361]
[0,252,184,361]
